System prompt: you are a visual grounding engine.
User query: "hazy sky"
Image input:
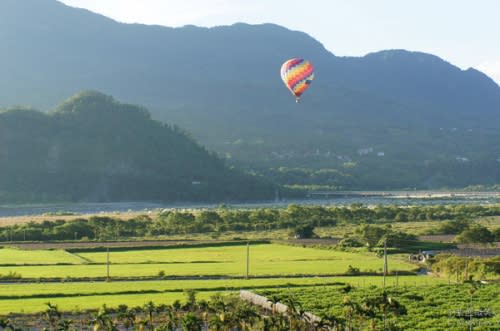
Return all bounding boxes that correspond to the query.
[59,0,500,84]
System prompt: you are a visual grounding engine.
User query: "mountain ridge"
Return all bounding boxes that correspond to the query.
[0,91,275,203]
[1,0,500,189]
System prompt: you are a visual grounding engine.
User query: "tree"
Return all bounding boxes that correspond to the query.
[143,301,158,330]
[492,227,500,241]
[234,302,260,331]
[117,305,136,331]
[43,302,61,331]
[435,219,471,235]
[58,319,73,331]
[184,289,197,310]
[181,313,201,331]
[291,223,316,239]
[355,224,387,247]
[91,305,117,331]
[456,225,494,244]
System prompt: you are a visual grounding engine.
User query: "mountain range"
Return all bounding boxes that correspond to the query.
[1,0,500,190]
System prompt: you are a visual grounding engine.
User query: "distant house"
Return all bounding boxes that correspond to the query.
[357,147,373,155]
[408,250,436,263]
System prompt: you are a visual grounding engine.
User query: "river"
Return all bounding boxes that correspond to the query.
[0,191,499,218]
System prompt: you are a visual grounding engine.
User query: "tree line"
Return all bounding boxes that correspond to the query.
[1,204,500,243]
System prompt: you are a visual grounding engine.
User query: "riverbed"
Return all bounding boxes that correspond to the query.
[0,191,499,218]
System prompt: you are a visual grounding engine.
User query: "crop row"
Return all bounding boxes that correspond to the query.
[258,283,500,331]
[0,276,445,315]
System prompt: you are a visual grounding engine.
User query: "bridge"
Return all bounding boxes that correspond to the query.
[305,190,500,199]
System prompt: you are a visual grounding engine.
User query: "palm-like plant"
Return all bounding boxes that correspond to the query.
[181,312,201,331]
[266,294,283,317]
[358,291,406,330]
[316,312,343,331]
[267,314,289,331]
[282,296,309,330]
[234,302,260,331]
[43,302,62,331]
[117,306,136,331]
[91,305,118,331]
[208,314,224,331]
[0,319,16,331]
[342,296,363,331]
[143,301,158,330]
[57,319,73,331]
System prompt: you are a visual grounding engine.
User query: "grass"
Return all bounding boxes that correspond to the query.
[0,244,417,278]
[76,243,382,263]
[0,291,217,314]
[0,258,415,278]
[0,276,444,298]
[0,248,84,265]
[0,276,445,314]
[0,211,153,226]
[0,243,433,315]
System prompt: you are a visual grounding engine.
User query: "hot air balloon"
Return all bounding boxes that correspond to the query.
[280,58,314,103]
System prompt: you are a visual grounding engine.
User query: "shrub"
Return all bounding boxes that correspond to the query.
[0,271,22,279]
[337,237,364,248]
[290,223,316,239]
[346,265,361,275]
[455,225,494,244]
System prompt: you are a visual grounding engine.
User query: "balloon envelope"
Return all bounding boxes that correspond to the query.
[280,58,314,102]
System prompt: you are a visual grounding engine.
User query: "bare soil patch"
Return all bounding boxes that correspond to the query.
[0,211,157,226]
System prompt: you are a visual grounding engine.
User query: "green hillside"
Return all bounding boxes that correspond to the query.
[0,91,274,203]
[1,0,500,189]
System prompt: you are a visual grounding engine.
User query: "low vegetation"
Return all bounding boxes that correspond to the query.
[2,204,500,243]
[0,203,498,329]
[259,282,500,330]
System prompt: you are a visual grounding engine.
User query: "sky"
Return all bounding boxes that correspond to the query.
[59,0,500,85]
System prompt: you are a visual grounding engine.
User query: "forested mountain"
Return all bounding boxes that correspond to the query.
[1,0,500,189]
[0,92,274,202]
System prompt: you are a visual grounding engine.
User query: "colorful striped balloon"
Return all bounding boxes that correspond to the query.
[280,58,314,102]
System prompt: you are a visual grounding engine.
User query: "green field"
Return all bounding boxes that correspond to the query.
[76,243,354,264]
[0,243,433,314]
[0,276,444,314]
[0,248,84,265]
[0,276,442,298]
[0,244,416,279]
[258,283,500,331]
[0,291,217,315]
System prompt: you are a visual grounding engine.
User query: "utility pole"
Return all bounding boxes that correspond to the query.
[464,257,469,282]
[246,242,250,279]
[383,238,388,331]
[106,248,110,281]
[383,238,388,291]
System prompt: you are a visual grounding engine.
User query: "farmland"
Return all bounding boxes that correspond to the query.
[0,243,429,315]
[0,276,443,314]
[258,283,500,330]
[0,203,498,329]
[0,244,417,279]
[0,247,84,265]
